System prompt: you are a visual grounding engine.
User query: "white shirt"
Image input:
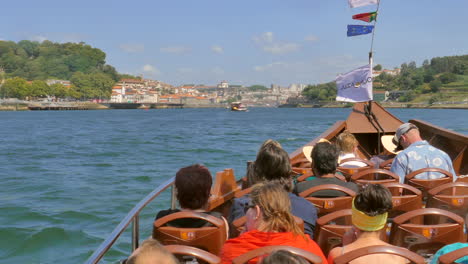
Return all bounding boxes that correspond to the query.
[338,153,368,168]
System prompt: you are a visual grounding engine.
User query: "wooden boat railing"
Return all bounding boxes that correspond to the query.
[85,177,176,264]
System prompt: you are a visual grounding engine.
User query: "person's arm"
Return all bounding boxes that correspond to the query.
[328,247,341,264]
[390,155,406,184]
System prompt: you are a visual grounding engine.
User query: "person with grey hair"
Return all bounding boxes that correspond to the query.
[387,123,457,183]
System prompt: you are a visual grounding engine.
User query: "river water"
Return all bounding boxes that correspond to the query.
[0,107,466,263]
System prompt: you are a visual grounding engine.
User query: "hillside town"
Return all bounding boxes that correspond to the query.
[109,79,307,107]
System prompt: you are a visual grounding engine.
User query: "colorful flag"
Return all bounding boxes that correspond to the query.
[348,0,378,8]
[336,64,373,102]
[347,25,374,37]
[352,12,377,22]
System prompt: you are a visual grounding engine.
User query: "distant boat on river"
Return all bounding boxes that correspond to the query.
[230,102,248,111]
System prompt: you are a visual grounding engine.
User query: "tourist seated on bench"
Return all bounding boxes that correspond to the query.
[126,238,177,264]
[221,182,327,264]
[336,131,368,168]
[383,123,457,183]
[155,164,228,235]
[294,142,358,197]
[328,184,407,264]
[228,139,317,237]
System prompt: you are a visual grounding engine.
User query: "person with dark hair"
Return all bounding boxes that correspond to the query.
[229,139,318,238]
[126,238,178,264]
[328,184,407,264]
[221,182,327,264]
[294,142,358,197]
[155,164,228,232]
[260,250,310,264]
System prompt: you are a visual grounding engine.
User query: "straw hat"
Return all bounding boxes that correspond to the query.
[381,123,418,154]
[381,135,398,154]
[302,138,330,162]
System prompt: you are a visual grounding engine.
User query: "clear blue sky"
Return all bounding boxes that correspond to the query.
[2,0,467,86]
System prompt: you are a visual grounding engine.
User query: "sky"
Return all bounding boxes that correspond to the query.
[1,0,467,87]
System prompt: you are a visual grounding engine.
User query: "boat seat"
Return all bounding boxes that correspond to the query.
[314,209,388,256]
[456,174,468,183]
[164,245,221,264]
[153,211,227,255]
[234,186,252,199]
[350,168,399,186]
[207,168,240,211]
[381,182,423,220]
[333,245,425,264]
[314,209,353,256]
[389,208,466,258]
[298,184,356,218]
[426,182,468,223]
[437,246,468,264]
[405,168,454,201]
[378,158,394,170]
[231,245,323,264]
[231,215,304,238]
[337,158,374,181]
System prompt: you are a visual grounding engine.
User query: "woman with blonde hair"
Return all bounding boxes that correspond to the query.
[336,131,367,168]
[220,182,327,264]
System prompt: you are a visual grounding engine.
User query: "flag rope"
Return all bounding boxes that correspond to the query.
[369,0,381,58]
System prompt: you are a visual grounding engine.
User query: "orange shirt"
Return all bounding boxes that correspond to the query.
[220,230,328,264]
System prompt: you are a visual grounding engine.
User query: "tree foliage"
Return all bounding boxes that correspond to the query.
[373,54,468,101]
[247,85,268,91]
[302,82,336,102]
[0,40,128,99]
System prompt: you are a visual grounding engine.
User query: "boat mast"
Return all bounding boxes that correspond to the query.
[367,0,384,154]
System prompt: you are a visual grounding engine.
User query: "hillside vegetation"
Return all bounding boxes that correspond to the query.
[0,40,138,99]
[302,54,468,103]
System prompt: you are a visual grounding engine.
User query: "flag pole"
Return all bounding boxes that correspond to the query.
[369,0,382,153]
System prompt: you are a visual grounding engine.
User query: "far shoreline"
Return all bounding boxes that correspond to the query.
[0,101,467,111]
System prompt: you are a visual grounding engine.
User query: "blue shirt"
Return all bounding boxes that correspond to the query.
[228,193,318,238]
[390,140,457,184]
[430,243,468,264]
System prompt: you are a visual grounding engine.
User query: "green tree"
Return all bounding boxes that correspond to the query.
[248,85,268,91]
[70,72,114,99]
[429,79,442,93]
[30,80,50,98]
[1,77,30,99]
[439,72,457,84]
[373,64,382,71]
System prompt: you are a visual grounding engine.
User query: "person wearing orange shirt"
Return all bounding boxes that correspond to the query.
[220,182,327,264]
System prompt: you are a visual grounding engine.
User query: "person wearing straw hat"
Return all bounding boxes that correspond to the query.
[381,123,456,184]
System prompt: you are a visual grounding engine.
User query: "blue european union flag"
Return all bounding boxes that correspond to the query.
[347,25,374,37]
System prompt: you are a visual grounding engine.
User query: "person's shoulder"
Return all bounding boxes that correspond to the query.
[295,178,320,192]
[344,181,359,192]
[156,208,180,219]
[205,211,223,219]
[288,193,315,209]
